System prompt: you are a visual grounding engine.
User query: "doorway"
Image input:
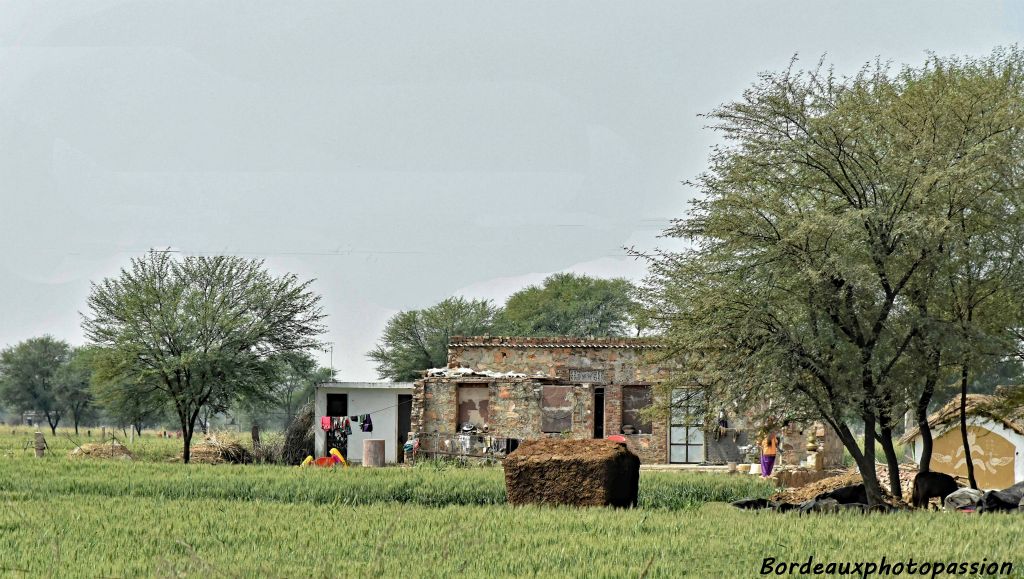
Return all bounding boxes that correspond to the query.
[593,388,605,438]
[397,394,412,463]
[325,393,348,458]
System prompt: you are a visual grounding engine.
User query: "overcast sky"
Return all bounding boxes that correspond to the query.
[1,1,1021,381]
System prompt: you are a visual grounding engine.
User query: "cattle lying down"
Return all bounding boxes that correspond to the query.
[800,498,840,514]
[815,484,868,505]
[979,481,1024,512]
[770,501,800,513]
[730,497,770,510]
[912,471,959,508]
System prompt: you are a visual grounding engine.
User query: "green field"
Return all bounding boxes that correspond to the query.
[2,429,1022,578]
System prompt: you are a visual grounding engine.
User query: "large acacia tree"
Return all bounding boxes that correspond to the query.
[642,49,1024,506]
[83,251,325,463]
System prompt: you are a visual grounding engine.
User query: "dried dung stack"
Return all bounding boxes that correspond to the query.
[772,464,919,504]
[186,436,253,464]
[69,440,134,460]
[504,439,640,508]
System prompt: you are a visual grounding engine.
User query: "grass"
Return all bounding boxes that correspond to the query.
[2,430,1023,577]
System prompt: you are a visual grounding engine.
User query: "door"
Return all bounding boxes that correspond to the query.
[325,393,348,458]
[593,388,605,438]
[397,394,412,464]
[669,389,704,464]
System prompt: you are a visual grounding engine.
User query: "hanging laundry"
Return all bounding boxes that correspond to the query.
[343,417,352,436]
[360,414,373,433]
[320,416,331,431]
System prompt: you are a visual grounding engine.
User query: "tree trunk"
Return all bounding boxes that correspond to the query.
[46,412,59,435]
[135,422,143,436]
[960,364,978,489]
[73,416,80,435]
[182,427,193,464]
[251,422,261,450]
[833,418,884,507]
[859,413,885,506]
[876,424,902,499]
[916,369,938,473]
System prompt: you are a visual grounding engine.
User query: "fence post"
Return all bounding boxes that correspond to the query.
[34,432,45,458]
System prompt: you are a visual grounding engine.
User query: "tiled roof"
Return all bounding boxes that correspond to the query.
[448,336,665,349]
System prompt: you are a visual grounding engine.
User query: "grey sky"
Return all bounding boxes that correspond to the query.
[1,1,1020,380]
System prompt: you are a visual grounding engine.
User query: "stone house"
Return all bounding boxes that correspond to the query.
[411,336,698,464]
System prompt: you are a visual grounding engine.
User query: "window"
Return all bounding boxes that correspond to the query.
[541,385,573,433]
[457,385,490,429]
[621,385,652,434]
[326,393,348,416]
[669,388,705,464]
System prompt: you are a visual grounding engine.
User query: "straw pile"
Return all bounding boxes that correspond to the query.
[282,402,315,465]
[772,464,919,504]
[69,440,134,460]
[186,435,253,464]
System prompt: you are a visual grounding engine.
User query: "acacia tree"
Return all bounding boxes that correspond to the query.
[495,273,640,337]
[83,251,325,463]
[368,297,499,381]
[642,49,1024,506]
[0,336,71,434]
[55,346,96,435]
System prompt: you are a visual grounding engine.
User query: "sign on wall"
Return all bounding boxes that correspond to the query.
[568,369,605,383]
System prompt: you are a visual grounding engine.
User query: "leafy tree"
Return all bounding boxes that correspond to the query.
[242,352,334,430]
[495,273,639,337]
[54,346,96,435]
[0,336,71,434]
[368,297,499,381]
[91,348,168,436]
[641,49,1024,506]
[82,251,325,463]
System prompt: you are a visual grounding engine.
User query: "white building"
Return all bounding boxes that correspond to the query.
[314,382,414,464]
[900,394,1024,489]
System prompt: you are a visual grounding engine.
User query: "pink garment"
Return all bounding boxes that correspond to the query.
[320,416,331,431]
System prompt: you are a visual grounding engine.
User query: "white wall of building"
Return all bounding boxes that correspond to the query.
[314,382,414,464]
[910,417,1024,487]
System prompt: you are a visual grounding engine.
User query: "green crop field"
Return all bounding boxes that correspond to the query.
[1,429,1022,578]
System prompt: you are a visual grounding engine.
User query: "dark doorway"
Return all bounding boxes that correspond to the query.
[593,388,605,438]
[326,393,348,416]
[325,393,348,458]
[397,394,412,464]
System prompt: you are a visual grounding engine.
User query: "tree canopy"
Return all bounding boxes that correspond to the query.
[0,336,71,434]
[495,273,640,338]
[641,48,1024,505]
[368,297,499,381]
[82,251,325,462]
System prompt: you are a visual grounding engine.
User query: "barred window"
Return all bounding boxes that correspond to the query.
[621,385,652,434]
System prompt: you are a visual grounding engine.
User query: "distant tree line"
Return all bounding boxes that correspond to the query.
[367,272,645,381]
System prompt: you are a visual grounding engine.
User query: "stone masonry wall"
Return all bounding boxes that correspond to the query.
[413,377,668,464]
[447,337,671,385]
[411,338,677,464]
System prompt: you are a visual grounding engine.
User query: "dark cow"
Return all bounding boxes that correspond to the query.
[815,484,868,505]
[911,471,959,509]
[730,497,770,510]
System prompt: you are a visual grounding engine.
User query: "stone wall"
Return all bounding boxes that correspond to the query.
[411,338,680,464]
[413,376,668,464]
[447,336,672,384]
